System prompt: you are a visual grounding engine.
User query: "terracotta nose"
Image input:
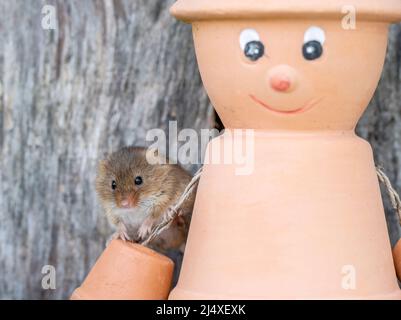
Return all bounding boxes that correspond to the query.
[270,74,292,92]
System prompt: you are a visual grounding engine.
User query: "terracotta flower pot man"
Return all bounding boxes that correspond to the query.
[168,0,401,299]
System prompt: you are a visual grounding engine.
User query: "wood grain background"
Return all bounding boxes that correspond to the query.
[0,0,400,299]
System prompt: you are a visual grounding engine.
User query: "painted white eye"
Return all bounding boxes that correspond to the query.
[303,26,325,60]
[303,26,325,45]
[240,29,265,61]
[239,29,260,50]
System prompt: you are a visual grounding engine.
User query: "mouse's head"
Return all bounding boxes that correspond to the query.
[96,147,168,213]
[172,0,401,131]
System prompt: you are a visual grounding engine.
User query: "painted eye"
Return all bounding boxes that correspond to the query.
[111,180,117,190]
[240,29,265,61]
[303,26,325,60]
[134,176,143,186]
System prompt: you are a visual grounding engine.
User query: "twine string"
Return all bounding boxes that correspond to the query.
[140,166,203,246]
[140,165,401,246]
[376,166,401,225]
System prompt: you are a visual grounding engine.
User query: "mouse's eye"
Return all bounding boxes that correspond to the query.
[240,29,265,61]
[303,26,325,61]
[134,176,143,186]
[111,180,117,190]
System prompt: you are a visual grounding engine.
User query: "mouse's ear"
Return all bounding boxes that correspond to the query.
[97,159,109,173]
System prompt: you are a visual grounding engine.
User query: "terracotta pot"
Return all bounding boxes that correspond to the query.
[71,240,174,300]
[169,0,401,299]
[393,239,401,282]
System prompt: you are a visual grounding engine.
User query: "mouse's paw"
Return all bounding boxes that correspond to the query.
[119,230,130,242]
[118,223,131,242]
[106,231,129,245]
[106,224,131,246]
[137,218,155,241]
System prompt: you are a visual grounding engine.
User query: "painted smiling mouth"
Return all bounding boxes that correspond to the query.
[249,94,321,115]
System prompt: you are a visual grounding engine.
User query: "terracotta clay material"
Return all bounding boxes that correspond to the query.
[71,240,174,300]
[393,239,401,282]
[171,132,401,299]
[191,19,389,131]
[169,0,401,299]
[171,0,401,22]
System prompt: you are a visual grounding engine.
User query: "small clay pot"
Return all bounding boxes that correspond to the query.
[393,239,401,282]
[71,240,174,300]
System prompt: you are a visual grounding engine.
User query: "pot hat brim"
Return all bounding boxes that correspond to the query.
[171,0,401,23]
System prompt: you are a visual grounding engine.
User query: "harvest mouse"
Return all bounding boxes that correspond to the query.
[96,146,195,253]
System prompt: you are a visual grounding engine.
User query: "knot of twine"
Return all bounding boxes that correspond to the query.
[139,165,401,247]
[376,166,401,225]
[140,166,203,246]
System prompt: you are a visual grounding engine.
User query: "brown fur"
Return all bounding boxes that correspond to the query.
[96,146,195,253]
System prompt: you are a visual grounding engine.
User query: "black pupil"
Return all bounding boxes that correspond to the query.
[244,41,264,61]
[303,40,323,60]
[135,176,143,185]
[111,181,117,190]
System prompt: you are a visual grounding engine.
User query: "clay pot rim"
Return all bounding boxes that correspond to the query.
[171,0,401,23]
[120,241,174,266]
